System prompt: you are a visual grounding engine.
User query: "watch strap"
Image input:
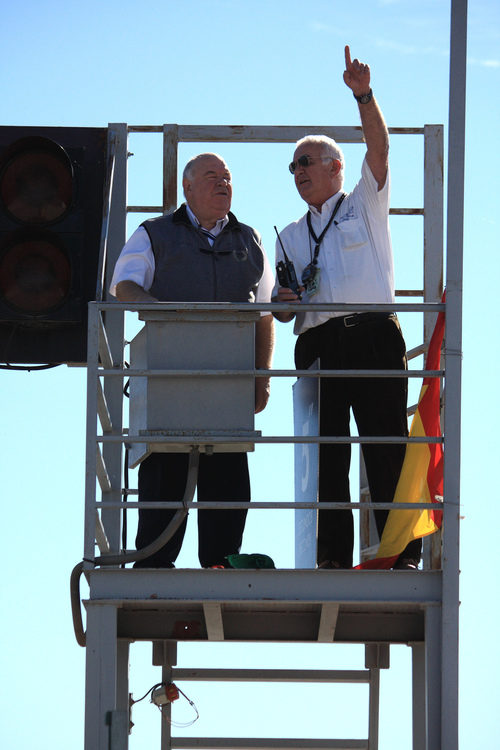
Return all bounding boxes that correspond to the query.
[354,88,373,104]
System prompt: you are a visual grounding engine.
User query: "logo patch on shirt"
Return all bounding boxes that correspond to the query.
[336,205,356,223]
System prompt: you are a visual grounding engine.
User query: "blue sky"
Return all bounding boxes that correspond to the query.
[1,1,499,748]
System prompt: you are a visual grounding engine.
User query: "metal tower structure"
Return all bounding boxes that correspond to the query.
[71,3,466,747]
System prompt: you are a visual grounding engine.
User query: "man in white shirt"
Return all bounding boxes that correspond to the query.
[111,152,275,568]
[273,47,420,570]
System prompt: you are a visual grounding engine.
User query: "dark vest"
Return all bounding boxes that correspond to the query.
[142,205,265,303]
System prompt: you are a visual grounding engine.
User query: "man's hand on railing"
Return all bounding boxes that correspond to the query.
[114,280,158,303]
[255,376,271,414]
[272,285,304,323]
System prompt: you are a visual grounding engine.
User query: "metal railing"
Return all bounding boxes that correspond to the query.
[83,298,445,569]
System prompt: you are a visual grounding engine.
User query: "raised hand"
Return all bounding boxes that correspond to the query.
[343,45,371,96]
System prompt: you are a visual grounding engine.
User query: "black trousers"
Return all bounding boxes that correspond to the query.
[134,452,250,568]
[295,313,421,568]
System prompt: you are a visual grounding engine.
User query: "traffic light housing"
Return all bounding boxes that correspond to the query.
[0,126,108,364]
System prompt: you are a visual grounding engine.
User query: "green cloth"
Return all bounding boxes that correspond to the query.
[226,553,275,569]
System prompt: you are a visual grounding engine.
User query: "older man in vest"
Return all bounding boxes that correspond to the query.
[110,153,274,568]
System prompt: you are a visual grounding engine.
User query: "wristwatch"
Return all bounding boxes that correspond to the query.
[354,89,373,104]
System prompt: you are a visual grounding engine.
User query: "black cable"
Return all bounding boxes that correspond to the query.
[130,683,163,705]
[123,360,130,398]
[121,360,131,565]
[0,362,60,371]
[121,447,129,568]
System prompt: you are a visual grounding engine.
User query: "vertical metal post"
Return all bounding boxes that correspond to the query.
[85,604,119,750]
[425,606,442,750]
[423,124,444,342]
[84,300,100,563]
[117,640,131,714]
[100,123,128,553]
[422,124,445,572]
[109,711,129,750]
[411,643,426,750]
[442,1,467,749]
[367,667,380,750]
[107,641,131,749]
[365,643,389,750]
[160,663,174,750]
[163,124,179,214]
[153,641,178,750]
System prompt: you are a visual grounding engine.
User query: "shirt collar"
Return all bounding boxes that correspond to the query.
[308,189,344,217]
[185,203,228,236]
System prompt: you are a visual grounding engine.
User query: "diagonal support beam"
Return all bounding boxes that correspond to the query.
[203,602,224,641]
[317,603,339,642]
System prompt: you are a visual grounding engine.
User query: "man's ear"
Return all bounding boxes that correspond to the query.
[331,159,342,177]
[182,178,191,198]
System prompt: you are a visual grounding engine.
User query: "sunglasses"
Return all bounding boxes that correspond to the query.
[289,154,332,174]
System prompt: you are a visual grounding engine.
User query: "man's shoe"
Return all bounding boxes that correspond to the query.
[318,560,343,569]
[393,558,420,570]
[133,559,175,569]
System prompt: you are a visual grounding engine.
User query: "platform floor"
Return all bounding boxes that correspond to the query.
[84,568,442,644]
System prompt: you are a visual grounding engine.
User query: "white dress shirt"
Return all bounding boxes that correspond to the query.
[273,157,395,335]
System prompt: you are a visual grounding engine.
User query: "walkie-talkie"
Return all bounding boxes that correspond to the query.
[274,226,302,299]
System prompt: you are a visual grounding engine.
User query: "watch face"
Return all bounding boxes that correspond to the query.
[357,92,372,103]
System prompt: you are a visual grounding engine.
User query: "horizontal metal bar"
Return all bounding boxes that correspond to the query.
[93,300,445,313]
[95,501,441,511]
[128,122,423,139]
[87,565,443,604]
[136,369,435,381]
[127,205,162,213]
[129,206,424,216]
[170,740,367,750]
[171,668,370,683]
[99,434,443,445]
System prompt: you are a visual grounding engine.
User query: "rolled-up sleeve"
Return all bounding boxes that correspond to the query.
[109,227,156,297]
[255,251,275,313]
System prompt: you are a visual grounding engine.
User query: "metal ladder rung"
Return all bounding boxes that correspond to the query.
[170,740,368,750]
[171,668,370,683]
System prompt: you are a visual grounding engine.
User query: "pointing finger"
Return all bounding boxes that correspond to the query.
[345,45,351,68]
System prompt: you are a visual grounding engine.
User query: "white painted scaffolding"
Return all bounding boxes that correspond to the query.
[72,3,466,747]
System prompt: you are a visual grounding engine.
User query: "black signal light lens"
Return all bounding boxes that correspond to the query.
[0,136,74,226]
[0,229,72,315]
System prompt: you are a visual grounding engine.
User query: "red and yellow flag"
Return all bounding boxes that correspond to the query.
[357,297,445,569]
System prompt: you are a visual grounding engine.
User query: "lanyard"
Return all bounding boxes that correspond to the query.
[306,192,346,265]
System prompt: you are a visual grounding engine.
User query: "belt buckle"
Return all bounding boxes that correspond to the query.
[343,314,358,328]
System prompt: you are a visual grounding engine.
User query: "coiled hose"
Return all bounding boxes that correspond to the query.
[70,447,200,646]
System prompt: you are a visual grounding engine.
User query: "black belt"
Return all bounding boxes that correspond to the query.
[324,312,396,329]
